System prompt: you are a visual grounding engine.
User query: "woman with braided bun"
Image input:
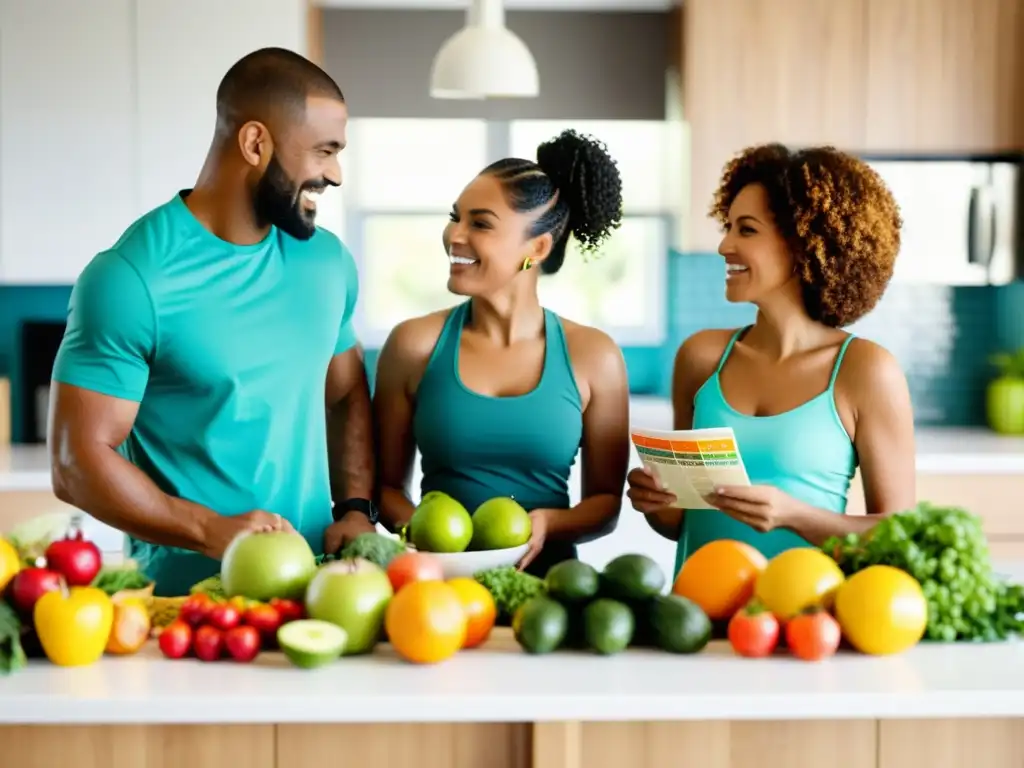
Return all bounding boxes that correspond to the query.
[373,129,632,576]
[627,143,916,578]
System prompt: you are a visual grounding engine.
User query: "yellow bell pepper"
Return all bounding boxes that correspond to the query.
[0,537,21,593]
[34,585,114,667]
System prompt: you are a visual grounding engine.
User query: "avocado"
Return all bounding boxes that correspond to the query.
[648,594,712,654]
[583,598,635,655]
[600,554,666,601]
[512,596,569,654]
[545,560,600,603]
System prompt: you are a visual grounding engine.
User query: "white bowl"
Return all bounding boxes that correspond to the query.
[419,544,530,579]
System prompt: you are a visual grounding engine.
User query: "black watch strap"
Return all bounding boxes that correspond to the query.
[334,497,379,525]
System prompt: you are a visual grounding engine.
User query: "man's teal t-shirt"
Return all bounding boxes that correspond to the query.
[52,192,360,597]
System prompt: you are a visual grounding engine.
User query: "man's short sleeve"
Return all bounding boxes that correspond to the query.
[334,240,360,356]
[51,249,157,402]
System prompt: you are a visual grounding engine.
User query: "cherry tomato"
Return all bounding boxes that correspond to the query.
[727,600,780,658]
[785,608,841,661]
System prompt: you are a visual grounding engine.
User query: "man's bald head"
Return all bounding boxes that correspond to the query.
[215,47,345,138]
[208,47,347,242]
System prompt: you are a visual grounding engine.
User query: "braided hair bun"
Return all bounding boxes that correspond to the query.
[536,129,624,257]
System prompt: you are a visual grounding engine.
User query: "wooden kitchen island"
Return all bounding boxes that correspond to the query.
[2,628,1023,768]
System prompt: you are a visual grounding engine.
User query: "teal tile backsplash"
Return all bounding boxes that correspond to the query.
[2,251,1020,441]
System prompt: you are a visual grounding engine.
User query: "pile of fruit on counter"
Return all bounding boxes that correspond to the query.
[3,500,1022,674]
[667,501,1024,660]
[0,516,156,674]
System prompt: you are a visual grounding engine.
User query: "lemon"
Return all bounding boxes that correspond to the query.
[753,548,845,620]
[834,565,927,655]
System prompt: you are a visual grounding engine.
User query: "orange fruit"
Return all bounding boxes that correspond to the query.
[672,539,768,620]
[447,577,497,649]
[385,580,467,664]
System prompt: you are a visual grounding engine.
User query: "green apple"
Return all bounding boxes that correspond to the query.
[304,558,394,654]
[408,492,473,553]
[470,497,532,550]
[220,530,317,602]
[987,375,1024,435]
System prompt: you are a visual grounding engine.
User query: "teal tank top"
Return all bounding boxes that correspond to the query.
[673,327,858,577]
[413,301,584,576]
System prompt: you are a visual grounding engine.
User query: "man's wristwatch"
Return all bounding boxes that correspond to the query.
[333,497,379,525]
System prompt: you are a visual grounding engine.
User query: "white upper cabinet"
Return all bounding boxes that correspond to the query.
[0,0,137,284]
[0,0,309,284]
[133,0,309,213]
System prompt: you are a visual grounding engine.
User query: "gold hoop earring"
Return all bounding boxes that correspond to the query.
[521,257,532,271]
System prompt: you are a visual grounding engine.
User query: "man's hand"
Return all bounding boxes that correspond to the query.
[201,510,294,560]
[324,510,377,557]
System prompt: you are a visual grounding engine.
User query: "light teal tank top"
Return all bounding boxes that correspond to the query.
[413,301,584,576]
[673,327,858,577]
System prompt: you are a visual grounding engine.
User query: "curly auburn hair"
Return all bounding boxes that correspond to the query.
[710,143,903,328]
[483,129,624,275]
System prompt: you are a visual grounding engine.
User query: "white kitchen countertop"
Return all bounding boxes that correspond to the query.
[1,628,1023,724]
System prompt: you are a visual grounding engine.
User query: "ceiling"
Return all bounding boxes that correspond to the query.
[315,0,673,10]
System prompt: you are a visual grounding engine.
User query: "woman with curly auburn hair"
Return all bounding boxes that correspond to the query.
[627,142,916,574]
[373,130,632,576]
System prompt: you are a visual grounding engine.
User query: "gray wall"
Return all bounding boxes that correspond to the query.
[321,10,672,120]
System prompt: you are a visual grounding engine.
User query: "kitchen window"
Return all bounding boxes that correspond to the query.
[324,118,676,348]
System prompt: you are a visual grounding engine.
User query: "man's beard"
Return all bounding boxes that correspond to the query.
[252,155,322,241]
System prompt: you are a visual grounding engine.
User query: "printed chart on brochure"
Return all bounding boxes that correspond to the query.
[630,427,752,510]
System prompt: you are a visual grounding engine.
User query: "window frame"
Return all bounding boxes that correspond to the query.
[338,119,673,348]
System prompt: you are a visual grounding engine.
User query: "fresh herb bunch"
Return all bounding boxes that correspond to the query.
[474,566,546,625]
[0,601,26,675]
[825,502,1024,642]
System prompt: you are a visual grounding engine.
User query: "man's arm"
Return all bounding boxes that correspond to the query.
[48,251,229,558]
[50,384,222,555]
[325,345,374,502]
[325,240,374,505]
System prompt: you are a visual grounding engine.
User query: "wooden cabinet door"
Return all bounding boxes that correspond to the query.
[683,0,867,252]
[863,0,1024,153]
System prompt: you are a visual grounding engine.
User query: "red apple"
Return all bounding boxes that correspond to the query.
[244,604,283,637]
[44,527,102,586]
[208,603,241,631]
[179,594,215,627]
[193,625,223,661]
[269,598,304,623]
[224,625,261,662]
[158,621,193,659]
[8,567,62,616]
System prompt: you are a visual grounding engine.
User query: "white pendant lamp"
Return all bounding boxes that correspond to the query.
[429,0,540,100]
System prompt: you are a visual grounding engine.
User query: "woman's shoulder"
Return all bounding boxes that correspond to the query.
[558,317,626,372]
[674,328,740,373]
[835,336,908,397]
[380,307,455,364]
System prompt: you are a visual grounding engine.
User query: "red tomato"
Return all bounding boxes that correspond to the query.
[785,609,841,661]
[727,601,780,658]
[386,551,444,593]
